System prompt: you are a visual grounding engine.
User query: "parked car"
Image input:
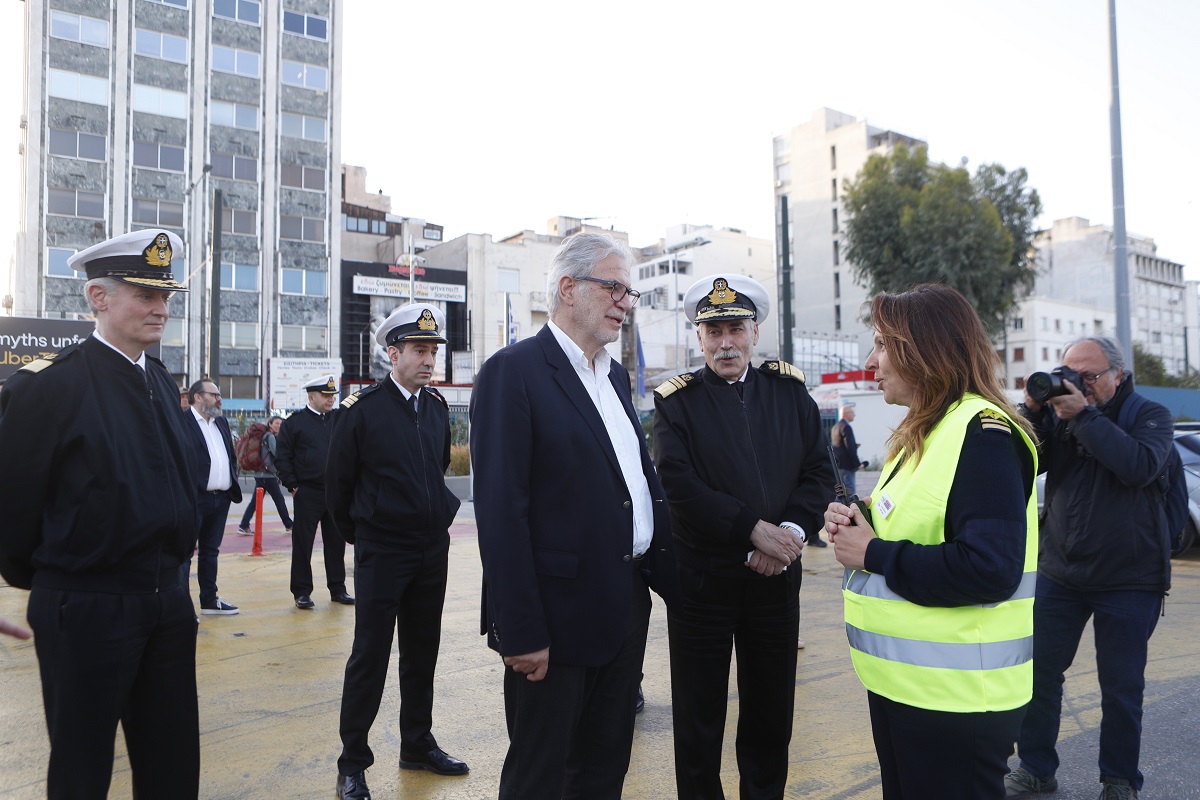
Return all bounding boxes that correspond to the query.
[1035,430,1200,557]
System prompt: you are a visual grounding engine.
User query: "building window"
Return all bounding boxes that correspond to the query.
[283,10,327,40]
[211,152,258,181]
[831,208,838,233]
[1054,319,1061,333]
[47,69,109,106]
[423,227,442,241]
[163,318,185,345]
[50,11,109,47]
[1012,316,1024,330]
[47,247,77,278]
[1013,347,1025,362]
[146,0,188,7]
[830,145,837,171]
[281,268,326,296]
[834,304,842,331]
[281,60,327,91]
[133,141,185,172]
[212,45,260,78]
[832,239,840,266]
[833,271,840,299]
[280,112,325,141]
[220,208,257,235]
[343,215,384,234]
[280,215,324,243]
[132,198,184,227]
[48,128,106,161]
[135,29,188,63]
[1041,347,1048,360]
[219,320,259,349]
[131,84,188,118]
[281,163,325,190]
[213,0,260,25]
[211,100,258,130]
[831,177,837,202]
[280,324,325,351]
[220,262,258,291]
[48,188,104,219]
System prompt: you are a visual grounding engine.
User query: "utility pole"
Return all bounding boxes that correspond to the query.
[778,195,793,364]
[1108,0,1132,373]
[209,189,223,385]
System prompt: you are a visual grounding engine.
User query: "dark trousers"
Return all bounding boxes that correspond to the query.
[27,583,200,800]
[1014,575,1161,790]
[337,535,449,774]
[239,476,293,529]
[290,485,347,598]
[498,570,651,800]
[191,490,231,606]
[668,565,799,800]
[869,691,1024,800]
[840,467,858,496]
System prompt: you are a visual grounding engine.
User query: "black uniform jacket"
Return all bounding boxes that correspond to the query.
[275,405,336,492]
[653,362,834,577]
[0,336,197,591]
[470,326,678,667]
[326,379,460,546]
[183,410,242,503]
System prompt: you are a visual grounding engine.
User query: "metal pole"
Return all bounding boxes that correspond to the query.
[779,195,793,363]
[1108,0,1132,374]
[209,189,223,386]
[673,252,679,373]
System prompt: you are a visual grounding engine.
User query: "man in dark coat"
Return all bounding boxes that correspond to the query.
[276,374,352,609]
[328,303,465,800]
[471,232,678,800]
[184,376,242,614]
[0,230,200,798]
[653,273,830,799]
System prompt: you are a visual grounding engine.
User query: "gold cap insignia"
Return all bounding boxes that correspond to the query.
[707,278,737,306]
[418,309,438,331]
[143,233,173,268]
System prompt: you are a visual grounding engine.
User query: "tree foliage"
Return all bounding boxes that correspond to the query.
[1134,343,1200,389]
[842,145,1043,333]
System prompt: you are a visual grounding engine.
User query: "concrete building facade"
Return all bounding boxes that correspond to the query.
[12,0,342,398]
[772,107,925,359]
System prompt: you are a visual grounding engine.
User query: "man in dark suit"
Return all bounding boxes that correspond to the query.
[276,374,353,610]
[0,229,200,798]
[185,378,243,615]
[329,304,466,800]
[471,231,678,800]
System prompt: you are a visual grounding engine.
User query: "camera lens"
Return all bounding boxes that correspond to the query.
[1026,371,1060,403]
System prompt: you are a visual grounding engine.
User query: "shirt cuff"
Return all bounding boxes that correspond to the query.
[779,521,807,543]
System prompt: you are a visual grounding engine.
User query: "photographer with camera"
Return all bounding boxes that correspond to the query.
[1006,336,1172,800]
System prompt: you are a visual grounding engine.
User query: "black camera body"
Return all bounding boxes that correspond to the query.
[1026,366,1085,403]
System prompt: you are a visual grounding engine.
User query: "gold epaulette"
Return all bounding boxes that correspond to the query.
[339,383,380,409]
[17,353,61,375]
[654,372,696,399]
[760,360,806,383]
[424,386,449,408]
[978,408,1012,435]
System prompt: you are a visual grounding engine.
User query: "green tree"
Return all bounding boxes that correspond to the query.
[1133,342,1169,387]
[842,145,1042,333]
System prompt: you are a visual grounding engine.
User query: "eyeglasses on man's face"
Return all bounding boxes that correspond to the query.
[1080,367,1116,386]
[576,276,641,303]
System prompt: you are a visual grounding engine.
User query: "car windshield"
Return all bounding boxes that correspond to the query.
[1174,433,1200,468]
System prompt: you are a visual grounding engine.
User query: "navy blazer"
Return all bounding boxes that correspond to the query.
[471,325,677,667]
[184,409,243,504]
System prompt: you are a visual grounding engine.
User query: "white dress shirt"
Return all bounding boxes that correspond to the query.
[547,321,654,556]
[191,406,233,492]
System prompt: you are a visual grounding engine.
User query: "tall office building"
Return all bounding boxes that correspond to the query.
[13,0,341,397]
[772,108,923,359]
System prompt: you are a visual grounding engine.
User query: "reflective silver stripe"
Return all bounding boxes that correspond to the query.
[846,623,1033,670]
[843,568,1037,606]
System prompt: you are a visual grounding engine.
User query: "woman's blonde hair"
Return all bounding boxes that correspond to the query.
[869,283,1035,463]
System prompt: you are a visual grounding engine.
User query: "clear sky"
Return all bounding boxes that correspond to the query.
[1,0,1196,293]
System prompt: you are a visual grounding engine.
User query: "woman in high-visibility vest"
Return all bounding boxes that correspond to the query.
[824,284,1039,800]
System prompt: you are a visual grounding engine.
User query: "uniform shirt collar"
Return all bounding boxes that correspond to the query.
[92,330,147,369]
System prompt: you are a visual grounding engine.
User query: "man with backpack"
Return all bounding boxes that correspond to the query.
[1007,337,1173,800]
[238,416,294,535]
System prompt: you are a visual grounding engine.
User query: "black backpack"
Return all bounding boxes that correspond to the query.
[1117,393,1189,553]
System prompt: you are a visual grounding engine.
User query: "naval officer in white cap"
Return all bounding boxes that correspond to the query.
[328,303,466,799]
[652,273,835,799]
[0,229,202,797]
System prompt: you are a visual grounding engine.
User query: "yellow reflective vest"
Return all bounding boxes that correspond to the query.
[842,394,1038,712]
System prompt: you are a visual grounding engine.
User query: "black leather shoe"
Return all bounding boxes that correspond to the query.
[336,771,371,799]
[331,590,356,605]
[399,747,469,776]
[808,536,828,548]
[295,595,315,609]
[635,684,645,715]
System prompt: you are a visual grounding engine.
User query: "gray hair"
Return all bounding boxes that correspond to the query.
[83,277,123,312]
[1064,335,1126,373]
[545,232,634,316]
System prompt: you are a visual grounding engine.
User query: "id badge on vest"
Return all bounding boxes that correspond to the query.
[875,492,896,520]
